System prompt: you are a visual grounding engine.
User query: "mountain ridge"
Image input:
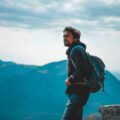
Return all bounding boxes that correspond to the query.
[0,59,120,120]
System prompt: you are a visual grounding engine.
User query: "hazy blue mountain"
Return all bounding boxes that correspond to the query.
[112,72,120,81]
[0,59,120,120]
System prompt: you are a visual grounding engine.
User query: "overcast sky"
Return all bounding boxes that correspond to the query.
[0,0,120,72]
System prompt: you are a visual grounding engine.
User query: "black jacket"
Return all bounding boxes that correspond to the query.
[66,41,90,95]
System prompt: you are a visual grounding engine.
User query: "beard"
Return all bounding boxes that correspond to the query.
[64,40,69,46]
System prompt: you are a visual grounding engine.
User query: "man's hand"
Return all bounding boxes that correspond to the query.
[65,78,72,87]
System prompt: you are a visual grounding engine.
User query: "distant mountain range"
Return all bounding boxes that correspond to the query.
[0,59,120,120]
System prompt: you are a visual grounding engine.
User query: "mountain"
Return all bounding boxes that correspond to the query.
[0,59,120,120]
[112,72,120,81]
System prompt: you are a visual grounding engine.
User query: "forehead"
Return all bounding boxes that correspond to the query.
[63,31,72,36]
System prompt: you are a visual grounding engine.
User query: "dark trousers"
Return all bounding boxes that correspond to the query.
[61,93,89,120]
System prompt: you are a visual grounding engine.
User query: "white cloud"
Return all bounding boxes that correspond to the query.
[62,0,85,12]
[102,16,120,22]
[0,0,119,30]
[99,0,120,5]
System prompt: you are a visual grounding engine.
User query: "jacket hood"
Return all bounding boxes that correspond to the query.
[66,41,86,55]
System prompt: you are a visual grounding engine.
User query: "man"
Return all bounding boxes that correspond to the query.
[61,26,90,120]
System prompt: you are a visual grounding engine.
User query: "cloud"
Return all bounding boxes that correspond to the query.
[98,0,120,5]
[0,0,120,71]
[0,0,119,31]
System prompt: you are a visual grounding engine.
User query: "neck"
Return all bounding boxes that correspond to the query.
[68,41,80,47]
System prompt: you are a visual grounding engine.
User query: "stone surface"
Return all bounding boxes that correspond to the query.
[99,105,120,120]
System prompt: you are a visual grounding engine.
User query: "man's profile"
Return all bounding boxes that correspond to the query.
[61,26,90,120]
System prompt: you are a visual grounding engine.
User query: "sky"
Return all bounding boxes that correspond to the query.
[0,0,120,72]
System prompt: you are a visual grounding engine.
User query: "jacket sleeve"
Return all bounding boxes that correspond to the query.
[68,47,86,83]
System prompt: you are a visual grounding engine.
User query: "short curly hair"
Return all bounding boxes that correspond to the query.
[63,26,81,42]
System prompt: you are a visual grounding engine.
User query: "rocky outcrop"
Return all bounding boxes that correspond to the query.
[84,114,102,120]
[99,105,120,120]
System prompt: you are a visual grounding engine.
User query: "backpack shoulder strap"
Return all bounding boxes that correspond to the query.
[70,45,85,56]
[69,45,85,69]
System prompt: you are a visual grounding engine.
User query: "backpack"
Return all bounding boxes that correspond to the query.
[69,45,106,93]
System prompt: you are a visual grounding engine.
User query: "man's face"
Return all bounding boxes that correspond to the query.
[63,31,74,47]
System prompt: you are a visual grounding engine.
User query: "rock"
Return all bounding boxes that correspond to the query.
[99,105,120,120]
[84,113,102,120]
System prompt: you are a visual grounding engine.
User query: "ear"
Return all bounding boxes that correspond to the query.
[74,38,77,41]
